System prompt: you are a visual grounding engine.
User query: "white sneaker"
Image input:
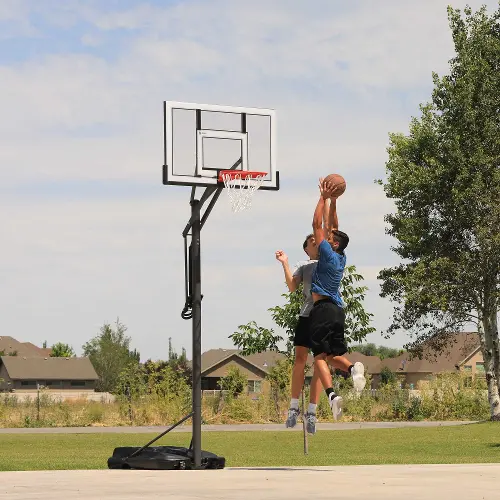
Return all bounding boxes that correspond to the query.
[351,362,366,392]
[328,395,343,421]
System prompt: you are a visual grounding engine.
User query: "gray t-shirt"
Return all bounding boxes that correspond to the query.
[293,260,318,317]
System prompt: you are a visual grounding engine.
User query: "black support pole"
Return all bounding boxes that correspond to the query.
[190,199,202,468]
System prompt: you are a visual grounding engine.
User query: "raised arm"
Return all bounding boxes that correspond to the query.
[312,186,327,245]
[323,197,331,232]
[275,250,299,292]
[328,197,338,232]
[314,178,335,244]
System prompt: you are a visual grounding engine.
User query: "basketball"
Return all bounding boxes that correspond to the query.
[324,173,346,197]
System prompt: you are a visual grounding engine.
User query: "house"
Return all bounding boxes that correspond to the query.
[378,332,483,389]
[200,349,385,394]
[0,356,99,392]
[201,349,287,393]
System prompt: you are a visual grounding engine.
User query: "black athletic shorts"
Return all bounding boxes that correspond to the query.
[309,298,347,358]
[293,315,312,349]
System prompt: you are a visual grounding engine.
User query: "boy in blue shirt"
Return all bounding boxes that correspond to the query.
[309,178,366,420]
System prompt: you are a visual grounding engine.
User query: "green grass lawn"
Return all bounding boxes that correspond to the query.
[0,422,498,471]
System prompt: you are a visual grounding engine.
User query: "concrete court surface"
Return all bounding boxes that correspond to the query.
[1,464,499,500]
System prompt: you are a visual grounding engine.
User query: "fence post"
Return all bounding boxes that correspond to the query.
[125,384,132,425]
[36,383,40,422]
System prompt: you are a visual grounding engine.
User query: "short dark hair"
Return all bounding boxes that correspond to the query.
[332,230,349,253]
[303,233,314,250]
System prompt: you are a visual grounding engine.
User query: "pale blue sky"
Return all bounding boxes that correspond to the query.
[1,0,496,360]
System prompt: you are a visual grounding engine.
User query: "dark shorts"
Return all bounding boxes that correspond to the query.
[309,298,347,358]
[293,315,312,349]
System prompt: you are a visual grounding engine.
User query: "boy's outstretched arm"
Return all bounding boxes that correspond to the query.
[313,179,329,245]
[328,197,338,232]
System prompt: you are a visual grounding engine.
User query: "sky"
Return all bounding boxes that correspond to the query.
[1,0,497,361]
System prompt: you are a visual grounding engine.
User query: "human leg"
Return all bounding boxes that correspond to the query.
[321,303,367,392]
[286,317,311,428]
[309,300,345,421]
[312,354,343,420]
[291,346,308,400]
[327,356,366,391]
[304,367,322,434]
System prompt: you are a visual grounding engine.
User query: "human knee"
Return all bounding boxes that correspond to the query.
[294,350,308,367]
[314,352,326,361]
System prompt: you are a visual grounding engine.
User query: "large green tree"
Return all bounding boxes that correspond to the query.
[230,265,376,356]
[378,5,500,419]
[82,319,140,393]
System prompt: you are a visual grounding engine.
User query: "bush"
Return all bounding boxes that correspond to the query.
[86,402,106,424]
[218,366,248,398]
[413,373,489,421]
[380,366,397,386]
[266,359,292,421]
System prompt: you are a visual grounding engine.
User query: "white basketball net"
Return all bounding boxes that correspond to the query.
[221,172,267,213]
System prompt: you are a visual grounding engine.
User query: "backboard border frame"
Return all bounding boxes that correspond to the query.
[163,100,279,191]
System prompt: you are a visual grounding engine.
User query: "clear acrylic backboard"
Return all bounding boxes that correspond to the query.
[162,101,279,191]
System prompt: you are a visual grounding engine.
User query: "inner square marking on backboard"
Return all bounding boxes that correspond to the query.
[196,129,248,177]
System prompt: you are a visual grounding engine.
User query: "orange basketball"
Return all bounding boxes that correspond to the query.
[324,173,346,197]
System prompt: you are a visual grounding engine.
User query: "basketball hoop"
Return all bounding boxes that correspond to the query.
[218,170,268,213]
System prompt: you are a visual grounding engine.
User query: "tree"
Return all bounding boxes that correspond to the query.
[218,366,248,397]
[82,319,140,393]
[351,343,404,359]
[377,5,500,419]
[163,338,192,384]
[230,265,376,356]
[379,366,397,386]
[116,362,147,400]
[49,343,75,358]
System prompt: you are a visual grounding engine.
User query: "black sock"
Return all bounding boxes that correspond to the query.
[348,364,354,375]
[325,387,337,399]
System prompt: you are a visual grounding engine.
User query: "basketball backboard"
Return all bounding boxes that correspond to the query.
[162,101,279,190]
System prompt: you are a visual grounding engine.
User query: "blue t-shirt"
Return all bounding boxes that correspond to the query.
[311,239,346,307]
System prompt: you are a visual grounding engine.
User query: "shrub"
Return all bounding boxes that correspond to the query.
[380,366,397,386]
[218,366,248,398]
[266,359,292,421]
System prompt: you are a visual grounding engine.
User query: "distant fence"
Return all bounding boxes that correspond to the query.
[364,388,488,401]
[201,390,229,398]
[0,391,116,403]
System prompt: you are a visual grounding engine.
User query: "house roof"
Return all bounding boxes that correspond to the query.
[201,349,287,376]
[22,342,52,357]
[201,349,240,374]
[382,332,480,373]
[0,356,98,381]
[0,336,46,358]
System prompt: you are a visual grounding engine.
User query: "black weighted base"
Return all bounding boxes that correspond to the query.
[107,446,225,470]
